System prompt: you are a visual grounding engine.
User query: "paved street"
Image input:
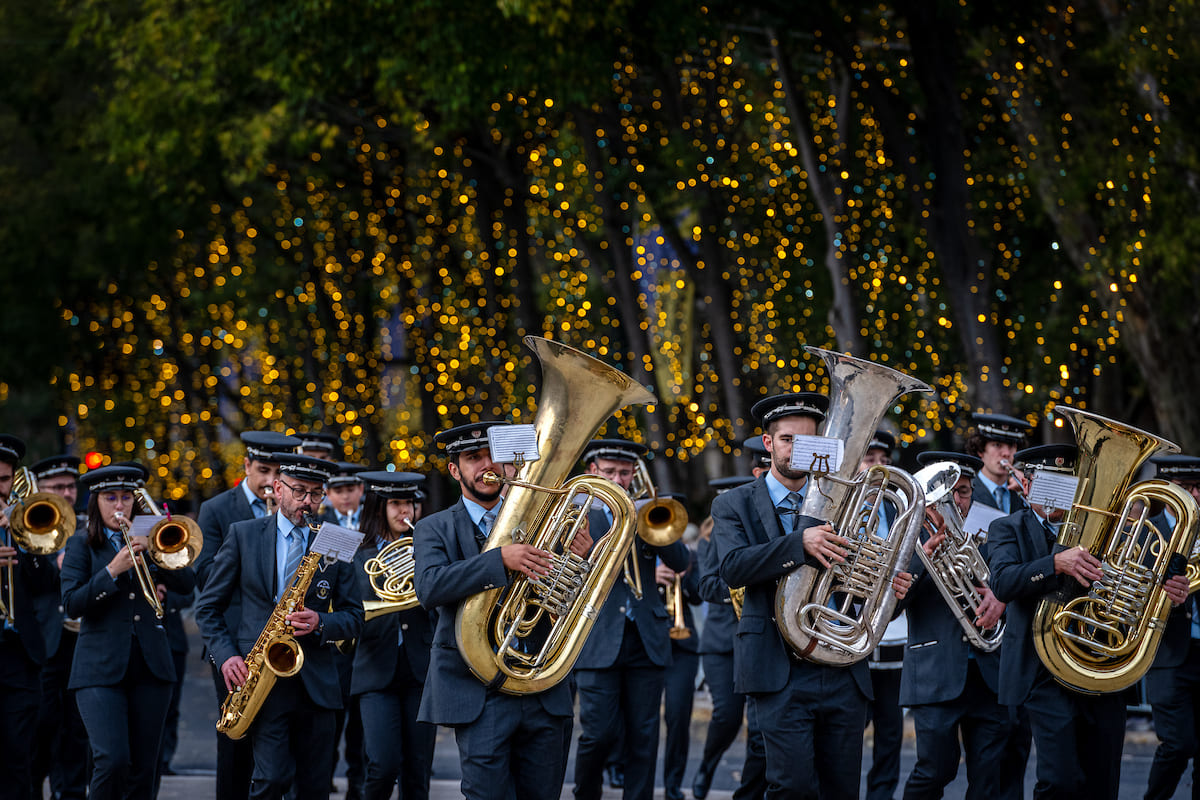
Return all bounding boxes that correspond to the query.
[140,616,1196,799]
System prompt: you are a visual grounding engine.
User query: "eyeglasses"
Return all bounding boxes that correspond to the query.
[279,479,325,503]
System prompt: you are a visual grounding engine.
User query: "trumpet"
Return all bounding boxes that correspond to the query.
[664,573,691,640]
[262,485,278,515]
[362,518,419,620]
[113,511,165,619]
[2,468,75,623]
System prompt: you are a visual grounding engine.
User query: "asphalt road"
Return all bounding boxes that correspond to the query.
[138,615,1195,799]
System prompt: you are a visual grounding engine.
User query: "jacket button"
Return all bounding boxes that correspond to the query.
[619,606,627,614]
[782,560,795,568]
[129,592,137,600]
[401,623,409,630]
[133,614,141,622]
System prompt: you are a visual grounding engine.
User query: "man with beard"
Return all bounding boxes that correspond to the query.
[711,394,913,800]
[196,453,363,800]
[413,421,593,800]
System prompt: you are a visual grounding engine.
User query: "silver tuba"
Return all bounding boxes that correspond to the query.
[912,463,1005,652]
[774,347,931,665]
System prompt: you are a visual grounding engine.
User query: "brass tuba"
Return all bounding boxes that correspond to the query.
[133,488,203,570]
[362,519,419,621]
[912,462,1005,652]
[1032,406,1200,694]
[453,336,656,694]
[774,347,931,665]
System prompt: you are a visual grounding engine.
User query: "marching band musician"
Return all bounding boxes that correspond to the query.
[658,518,702,800]
[572,439,691,800]
[710,393,913,800]
[60,462,196,800]
[28,454,89,800]
[1143,454,1200,800]
[967,413,1031,514]
[298,430,341,462]
[0,435,58,800]
[323,461,367,530]
[988,444,1189,800]
[195,453,363,800]
[899,451,1019,799]
[412,421,590,800]
[351,470,435,800]
[194,430,301,800]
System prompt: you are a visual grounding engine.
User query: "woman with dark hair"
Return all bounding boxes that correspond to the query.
[351,471,436,800]
[60,463,195,800]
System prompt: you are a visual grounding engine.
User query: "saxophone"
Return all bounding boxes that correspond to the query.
[217,517,326,740]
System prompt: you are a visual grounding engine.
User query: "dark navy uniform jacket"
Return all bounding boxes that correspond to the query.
[350,544,433,694]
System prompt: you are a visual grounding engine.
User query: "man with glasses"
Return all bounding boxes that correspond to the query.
[194,431,300,800]
[1143,455,1200,800]
[197,453,363,800]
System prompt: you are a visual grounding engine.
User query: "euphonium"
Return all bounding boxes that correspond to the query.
[912,463,1004,653]
[2,467,75,622]
[1032,406,1200,694]
[362,519,419,621]
[453,336,656,694]
[112,510,165,619]
[133,488,203,570]
[774,347,931,665]
[218,514,326,739]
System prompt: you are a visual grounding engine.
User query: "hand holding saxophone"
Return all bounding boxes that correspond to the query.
[1053,545,1104,586]
[802,523,848,568]
[221,656,249,691]
[286,608,319,635]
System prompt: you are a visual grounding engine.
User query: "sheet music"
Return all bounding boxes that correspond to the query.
[962,503,1006,543]
[311,523,364,563]
[129,516,158,537]
[788,435,845,473]
[488,424,541,464]
[1027,472,1080,513]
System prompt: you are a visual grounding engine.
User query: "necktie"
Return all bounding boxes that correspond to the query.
[280,526,304,601]
[994,486,1009,513]
[251,499,267,519]
[780,491,802,534]
[1042,520,1057,550]
[476,509,497,547]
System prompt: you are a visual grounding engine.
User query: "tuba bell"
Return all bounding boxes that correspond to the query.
[1032,406,1200,694]
[912,462,1005,652]
[362,519,419,621]
[453,336,656,694]
[774,347,931,665]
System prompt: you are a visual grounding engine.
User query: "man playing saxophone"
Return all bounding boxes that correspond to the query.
[196,453,363,800]
[412,420,592,800]
[711,393,913,800]
[988,444,1189,799]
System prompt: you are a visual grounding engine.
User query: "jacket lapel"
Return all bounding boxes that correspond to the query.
[752,478,782,541]
[451,500,479,558]
[256,515,279,599]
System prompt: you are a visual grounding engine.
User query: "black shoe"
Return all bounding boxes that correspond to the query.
[606,764,624,789]
[692,762,714,800]
[665,788,685,800]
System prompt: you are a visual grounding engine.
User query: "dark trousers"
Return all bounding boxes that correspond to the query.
[359,653,435,800]
[750,660,868,800]
[333,652,365,800]
[0,635,40,800]
[865,667,903,800]
[211,660,255,800]
[574,621,667,800]
[30,630,88,800]
[663,647,699,792]
[903,659,1015,800]
[1026,675,1125,800]
[1146,641,1200,800]
[75,651,173,800]
[247,676,337,800]
[699,652,745,779]
[453,691,569,800]
[161,648,188,767]
[732,699,767,800]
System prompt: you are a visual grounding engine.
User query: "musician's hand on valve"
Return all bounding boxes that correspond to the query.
[1164,574,1189,606]
[568,522,592,557]
[802,523,848,568]
[891,571,913,601]
[655,563,676,586]
[286,609,320,636]
[1054,546,1104,587]
[501,544,553,579]
[975,586,1006,629]
[921,529,946,559]
[221,656,249,691]
[0,545,17,568]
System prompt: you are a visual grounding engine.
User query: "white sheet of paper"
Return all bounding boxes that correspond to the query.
[962,503,1006,543]
[1027,472,1080,512]
[788,435,844,473]
[129,516,158,537]
[487,424,541,464]
[311,523,364,563]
